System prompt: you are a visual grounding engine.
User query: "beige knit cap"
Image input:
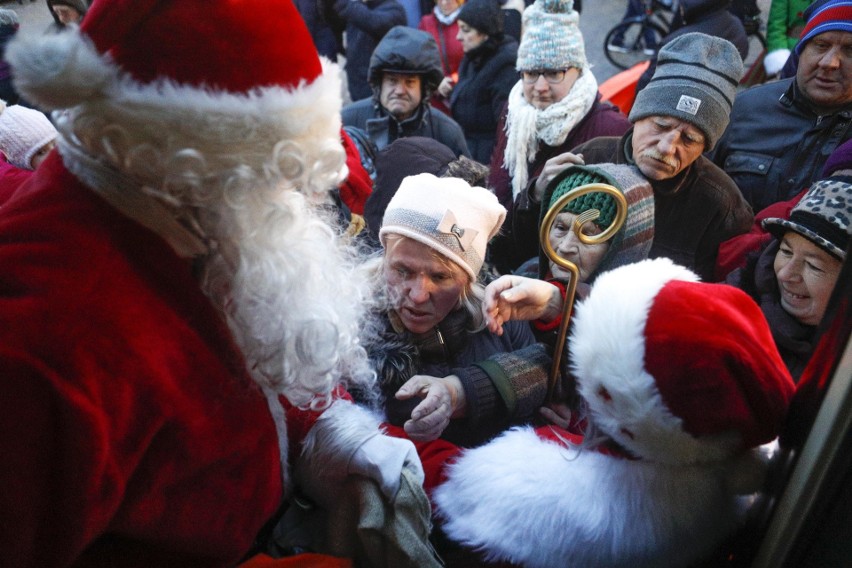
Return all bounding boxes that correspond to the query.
[0,101,57,169]
[380,173,507,280]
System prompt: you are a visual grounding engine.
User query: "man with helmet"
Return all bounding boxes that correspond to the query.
[342,25,470,158]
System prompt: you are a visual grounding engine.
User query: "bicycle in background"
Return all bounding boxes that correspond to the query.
[604,0,674,70]
[604,0,768,86]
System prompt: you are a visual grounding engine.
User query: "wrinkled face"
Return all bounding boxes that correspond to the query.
[457,20,488,53]
[29,140,56,170]
[548,212,610,283]
[773,232,842,326]
[380,73,422,121]
[796,31,852,111]
[631,116,706,180]
[436,0,460,16]
[384,237,469,334]
[52,5,82,25]
[522,67,580,110]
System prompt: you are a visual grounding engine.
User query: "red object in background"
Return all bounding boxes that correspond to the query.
[339,129,373,216]
[713,189,806,282]
[599,60,650,116]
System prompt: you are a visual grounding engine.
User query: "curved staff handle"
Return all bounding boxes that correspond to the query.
[538,183,628,404]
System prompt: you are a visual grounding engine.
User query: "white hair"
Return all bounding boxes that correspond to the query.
[56,101,377,409]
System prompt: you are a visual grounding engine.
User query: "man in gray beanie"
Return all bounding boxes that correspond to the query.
[513,32,753,281]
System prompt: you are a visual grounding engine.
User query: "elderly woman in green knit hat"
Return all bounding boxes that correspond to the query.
[485,162,655,339]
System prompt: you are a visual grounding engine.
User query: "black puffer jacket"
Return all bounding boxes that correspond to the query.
[450,35,518,165]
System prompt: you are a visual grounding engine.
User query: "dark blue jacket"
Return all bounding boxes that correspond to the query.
[449,35,518,164]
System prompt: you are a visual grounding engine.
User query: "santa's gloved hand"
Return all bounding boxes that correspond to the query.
[763,48,791,76]
[295,401,422,509]
[349,431,423,498]
[396,374,466,442]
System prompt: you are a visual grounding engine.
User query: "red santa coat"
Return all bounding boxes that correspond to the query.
[0,152,325,567]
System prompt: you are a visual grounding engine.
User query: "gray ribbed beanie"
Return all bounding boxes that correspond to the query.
[516,0,586,72]
[629,32,743,150]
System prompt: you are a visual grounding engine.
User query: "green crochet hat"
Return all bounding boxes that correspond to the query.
[535,163,655,282]
[548,169,618,231]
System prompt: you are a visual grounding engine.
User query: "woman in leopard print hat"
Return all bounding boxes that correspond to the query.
[727,174,851,380]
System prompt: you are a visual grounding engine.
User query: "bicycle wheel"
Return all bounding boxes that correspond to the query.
[604,18,668,70]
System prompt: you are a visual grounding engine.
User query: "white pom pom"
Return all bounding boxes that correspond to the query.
[763,49,791,76]
[6,28,114,110]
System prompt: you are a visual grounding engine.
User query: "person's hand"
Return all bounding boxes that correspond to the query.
[532,152,585,203]
[437,76,455,99]
[395,374,466,442]
[483,275,563,335]
[539,402,573,429]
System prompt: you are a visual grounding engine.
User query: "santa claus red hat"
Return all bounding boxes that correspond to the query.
[6,0,344,186]
[570,258,796,464]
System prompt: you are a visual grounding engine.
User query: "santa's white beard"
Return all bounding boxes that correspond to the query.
[54,98,375,408]
[200,183,376,408]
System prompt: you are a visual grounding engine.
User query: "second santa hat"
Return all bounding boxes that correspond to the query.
[570,258,795,464]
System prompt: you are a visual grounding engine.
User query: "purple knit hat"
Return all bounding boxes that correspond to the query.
[822,138,852,177]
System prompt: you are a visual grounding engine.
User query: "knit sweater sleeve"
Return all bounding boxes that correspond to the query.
[453,322,549,426]
[472,343,550,419]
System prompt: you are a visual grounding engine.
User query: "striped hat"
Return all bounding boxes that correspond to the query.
[795,0,852,56]
[538,163,655,282]
[629,32,743,150]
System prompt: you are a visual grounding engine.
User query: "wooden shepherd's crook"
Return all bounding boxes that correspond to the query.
[538,183,628,404]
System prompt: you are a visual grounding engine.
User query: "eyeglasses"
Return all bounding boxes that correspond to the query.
[522,69,568,84]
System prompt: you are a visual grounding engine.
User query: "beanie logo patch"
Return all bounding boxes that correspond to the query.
[676,94,702,116]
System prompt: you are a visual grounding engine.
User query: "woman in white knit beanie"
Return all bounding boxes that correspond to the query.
[0,100,57,170]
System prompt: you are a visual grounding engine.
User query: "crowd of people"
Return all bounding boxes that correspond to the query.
[0,0,850,566]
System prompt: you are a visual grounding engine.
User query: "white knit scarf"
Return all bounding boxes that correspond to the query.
[503,69,598,198]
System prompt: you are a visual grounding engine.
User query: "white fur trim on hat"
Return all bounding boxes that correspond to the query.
[6,27,345,190]
[567,258,733,464]
[379,173,506,280]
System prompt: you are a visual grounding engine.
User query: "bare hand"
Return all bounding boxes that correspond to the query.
[483,275,563,335]
[437,76,455,99]
[539,402,573,429]
[532,152,585,203]
[395,375,465,442]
